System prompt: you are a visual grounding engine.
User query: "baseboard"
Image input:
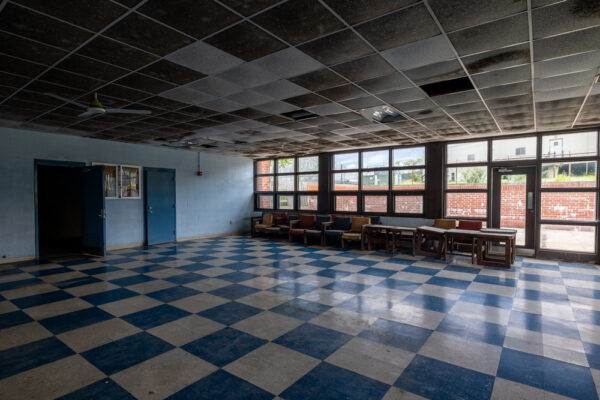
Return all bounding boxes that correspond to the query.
[0,255,36,265]
[176,230,250,242]
[107,242,145,251]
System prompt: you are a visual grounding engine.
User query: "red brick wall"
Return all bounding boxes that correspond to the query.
[499,183,526,228]
[446,192,488,218]
[541,191,596,221]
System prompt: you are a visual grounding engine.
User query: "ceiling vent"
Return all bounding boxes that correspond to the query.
[420,77,474,96]
[282,109,318,121]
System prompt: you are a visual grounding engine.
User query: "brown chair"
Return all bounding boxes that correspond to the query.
[341,216,371,250]
[289,214,316,242]
[252,213,273,236]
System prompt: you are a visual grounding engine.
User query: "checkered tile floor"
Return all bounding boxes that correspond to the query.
[1,235,599,400]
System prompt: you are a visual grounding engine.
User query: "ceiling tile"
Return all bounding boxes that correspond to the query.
[188,77,243,97]
[533,26,600,61]
[317,84,368,102]
[449,13,529,57]
[356,73,413,94]
[140,96,189,110]
[252,0,344,45]
[355,4,440,51]
[283,93,330,108]
[253,80,310,100]
[306,102,349,115]
[138,60,206,85]
[0,3,93,50]
[231,107,270,119]
[226,89,274,106]
[298,29,374,66]
[12,0,127,31]
[323,0,418,25]
[178,105,217,117]
[378,87,425,103]
[253,100,299,114]
[471,64,531,88]
[331,54,396,82]
[533,0,600,40]
[382,35,456,71]
[138,0,240,39]
[38,69,105,91]
[0,55,46,78]
[100,83,152,102]
[289,68,346,91]
[535,69,596,91]
[55,54,129,82]
[104,12,194,56]
[200,98,245,112]
[160,86,215,105]
[0,31,68,65]
[480,81,532,99]
[77,36,158,70]
[205,22,287,62]
[404,59,465,85]
[217,63,279,89]
[166,41,244,75]
[339,96,385,110]
[534,51,600,78]
[115,73,176,93]
[428,0,526,32]
[219,0,279,16]
[462,43,530,74]
[251,47,323,79]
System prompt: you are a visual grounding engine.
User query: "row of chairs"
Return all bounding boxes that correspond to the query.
[251,213,376,249]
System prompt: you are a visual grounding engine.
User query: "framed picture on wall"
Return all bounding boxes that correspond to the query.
[120,165,141,199]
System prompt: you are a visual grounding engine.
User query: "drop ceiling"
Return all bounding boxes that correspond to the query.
[0,0,599,157]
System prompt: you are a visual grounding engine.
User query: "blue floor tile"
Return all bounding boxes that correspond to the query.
[54,276,102,289]
[403,293,456,313]
[358,318,432,353]
[38,307,114,335]
[509,310,580,339]
[306,260,338,268]
[121,304,190,330]
[574,308,600,326]
[182,328,266,367]
[315,269,353,278]
[198,301,261,325]
[323,281,369,294]
[57,379,135,400]
[444,265,481,274]
[30,267,73,277]
[497,348,598,400]
[61,259,96,267]
[437,314,506,346]
[81,288,138,306]
[0,337,75,380]
[224,254,255,262]
[209,284,260,300]
[11,290,73,309]
[0,310,33,329]
[426,276,471,290]
[130,264,168,274]
[347,258,378,267]
[163,272,206,285]
[218,271,257,283]
[222,262,255,271]
[79,266,122,275]
[109,274,155,287]
[146,286,200,303]
[566,286,600,299]
[82,332,174,375]
[360,267,396,278]
[274,323,352,359]
[402,266,439,276]
[520,273,563,285]
[395,355,495,400]
[337,296,395,316]
[281,362,389,400]
[271,299,331,321]
[166,370,272,400]
[515,288,569,303]
[459,291,513,309]
[269,282,317,297]
[268,270,305,280]
[377,278,421,292]
[473,275,517,287]
[0,278,43,291]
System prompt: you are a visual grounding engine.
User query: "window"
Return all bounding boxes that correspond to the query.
[332,146,425,215]
[299,195,318,211]
[542,131,597,159]
[335,195,357,212]
[255,156,319,211]
[101,164,118,198]
[395,195,423,214]
[492,137,536,161]
[364,195,387,213]
[445,141,488,220]
[539,131,598,253]
[447,141,487,164]
[120,166,141,199]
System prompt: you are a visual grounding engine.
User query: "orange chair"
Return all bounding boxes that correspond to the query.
[341,216,371,250]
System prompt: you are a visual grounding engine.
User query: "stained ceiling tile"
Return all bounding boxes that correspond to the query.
[298,29,374,66]
[77,36,158,70]
[356,73,413,94]
[382,35,456,71]
[289,68,347,91]
[160,86,215,105]
[317,84,368,102]
[253,80,310,100]
[166,41,244,75]
[404,59,465,85]
[104,12,194,56]
[428,0,526,32]
[200,98,245,113]
[252,0,344,45]
[535,69,596,91]
[331,54,396,82]
[205,22,287,62]
[533,0,600,40]
[188,77,243,97]
[355,4,440,51]
[283,93,330,108]
[219,0,279,16]
[471,64,531,88]
[533,26,600,61]
[462,43,530,74]
[251,47,323,79]
[480,81,532,100]
[0,3,93,50]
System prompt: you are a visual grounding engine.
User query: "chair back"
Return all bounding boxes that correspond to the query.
[298,214,316,229]
[458,220,483,231]
[315,215,331,229]
[273,212,286,226]
[350,216,371,232]
[434,219,458,229]
[331,216,352,230]
[262,213,273,227]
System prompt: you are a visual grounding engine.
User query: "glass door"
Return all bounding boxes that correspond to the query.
[492,166,536,249]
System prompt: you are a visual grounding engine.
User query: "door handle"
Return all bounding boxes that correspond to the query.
[148,206,153,214]
[98,209,106,219]
[527,192,534,210]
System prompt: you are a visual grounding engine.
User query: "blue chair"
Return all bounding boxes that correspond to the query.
[323,216,352,246]
[304,215,332,244]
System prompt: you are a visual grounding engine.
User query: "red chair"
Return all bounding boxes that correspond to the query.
[289,215,316,242]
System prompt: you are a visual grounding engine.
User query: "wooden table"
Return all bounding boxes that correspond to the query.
[388,226,417,256]
[476,231,515,268]
[362,224,395,251]
[445,228,481,264]
[415,226,447,259]
[480,228,517,264]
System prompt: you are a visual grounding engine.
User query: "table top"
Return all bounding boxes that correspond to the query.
[417,226,446,234]
[446,228,482,235]
[362,225,417,232]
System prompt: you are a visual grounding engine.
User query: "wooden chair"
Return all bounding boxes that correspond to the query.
[341,216,371,250]
[252,213,273,237]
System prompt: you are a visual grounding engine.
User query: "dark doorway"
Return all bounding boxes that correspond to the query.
[37,165,84,258]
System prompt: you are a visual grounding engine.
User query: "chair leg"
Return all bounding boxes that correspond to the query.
[360,236,364,251]
[341,237,345,248]
[304,234,308,245]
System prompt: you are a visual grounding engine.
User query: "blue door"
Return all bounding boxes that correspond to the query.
[145,168,176,245]
[81,165,106,256]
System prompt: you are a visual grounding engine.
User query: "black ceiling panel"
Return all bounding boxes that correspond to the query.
[289,69,347,91]
[115,73,175,93]
[420,76,475,97]
[138,60,206,85]
[55,54,130,82]
[252,0,344,45]
[219,0,280,16]
[283,93,330,108]
[323,0,419,25]
[76,36,158,70]
[317,84,368,102]
[298,29,373,66]
[0,55,47,78]
[331,54,396,82]
[0,32,68,65]
[428,0,526,32]
[205,22,287,61]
